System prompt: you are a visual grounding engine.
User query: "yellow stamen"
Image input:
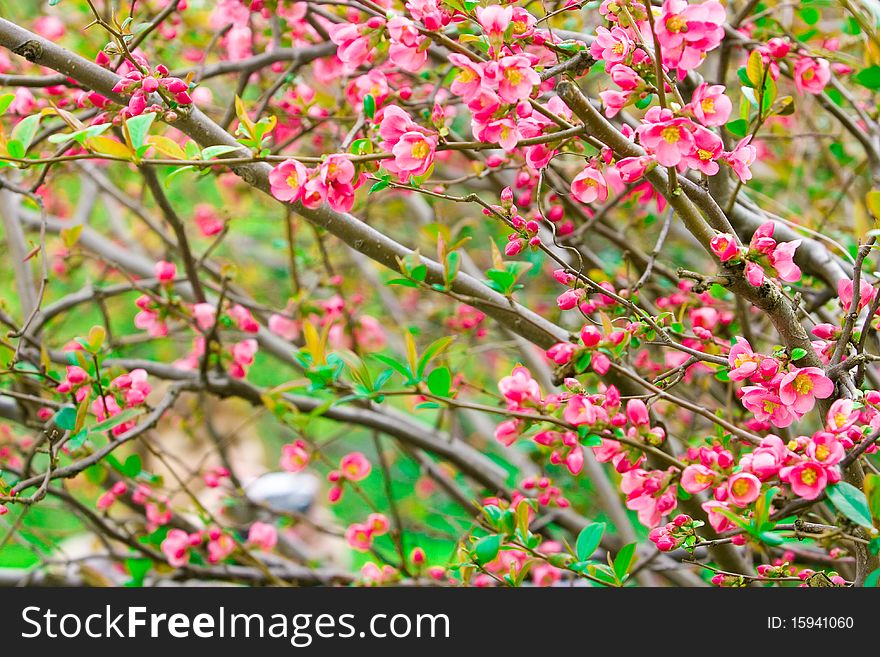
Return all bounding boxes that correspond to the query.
[410,140,430,161]
[800,468,817,485]
[661,126,681,143]
[666,15,687,32]
[792,373,814,395]
[700,98,716,114]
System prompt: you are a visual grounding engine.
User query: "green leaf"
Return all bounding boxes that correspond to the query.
[866,568,880,587]
[370,353,413,382]
[125,112,155,152]
[726,118,749,138]
[370,179,390,194]
[575,522,605,561]
[613,542,636,582]
[854,66,880,91]
[363,94,376,120]
[790,347,807,361]
[827,482,876,531]
[125,558,153,587]
[0,94,14,115]
[201,145,240,160]
[426,366,452,397]
[53,406,77,431]
[746,49,765,88]
[10,114,41,153]
[416,336,455,377]
[474,534,502,565]
[122,454,143,478]
[798,7,820,25]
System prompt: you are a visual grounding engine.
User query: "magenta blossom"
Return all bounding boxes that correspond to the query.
[779,367,834,414]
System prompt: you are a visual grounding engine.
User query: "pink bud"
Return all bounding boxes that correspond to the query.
[155,260,177,282]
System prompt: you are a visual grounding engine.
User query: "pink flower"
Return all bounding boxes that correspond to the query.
[476,5,513,39]
[616,155,654,182]
[268,313,299,341]
[228,304,260,333]
[710,233,739,262]
[826,399,859,433]
[636,110,696,167]
[194,204,224,237]
[683,125,723,175]
[367,513,390,535]
[779,367,834,414]
[657,0,725,74]
[207,530,235,563]
[793,56,831,95]
[727,472,761,507]
[546,342,577,364]
[329,22,378,69]
[281,439,309,472]
[770,240,802,282]
[228,339,258,379]
[745,261,765,286]
[589,26,634,64]
[448,54,484,102]
[564,395,598,426]
[498,366,541,407]
[780,461,828,499]
[161,529,191,568]
[387,17,427,72]
[728,337,762,381]
[681,464,716,493]
[689,83,732,126]
[493,55,539,103]
[340,452,371,481]
[626,399,649,426]
[722,136,757,183]
[741,435,790,480]
[740,385,799,427]
[807,433,845,466]
[345,523,373,551]
[269,159,309,203]
[494,419,521,446]
[838,277,877,312]
[388,132,437,181]
[592,352,611,375]
[155,260,177,282]
[702,500,736,533]
[192,303,216,330]
[247,521,278,551]
[570,165,608,204]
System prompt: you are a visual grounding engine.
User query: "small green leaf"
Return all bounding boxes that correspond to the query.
[426,366,452,397]
[370,179,390,194]
[613,542,637,582]
[363,94,376,120]
[201,145,240,159]
[474,534,502,565]
[854,66,880,91]
[575,522,605,561]
[866,568,880,587]
[827,482,876,531]
[726,118,749,138]
[10,114,41,153]
[125,112,155,152]
[53,406,77,431]
[790,347,807,361]
[122,454,143,478]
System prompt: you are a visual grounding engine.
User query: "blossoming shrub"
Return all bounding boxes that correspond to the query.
[0,0,879,588]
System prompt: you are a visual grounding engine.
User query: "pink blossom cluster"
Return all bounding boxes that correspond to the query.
[268,154,366,213]
[327,451,372,503]
[648,513,701,551]
[378,106,438,182]
[161,526,237,567]
[729,337,834,427]
[111,61,192,118]
[345,513,390,552]
[709,221,801,286]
